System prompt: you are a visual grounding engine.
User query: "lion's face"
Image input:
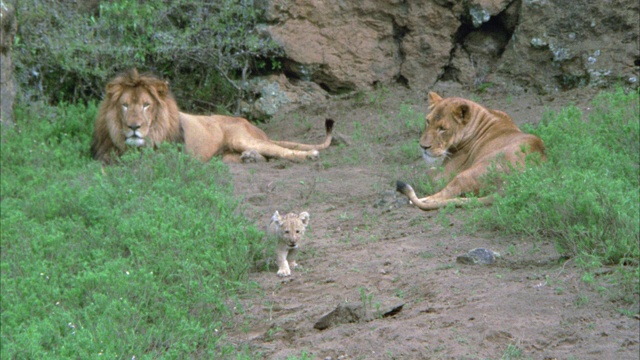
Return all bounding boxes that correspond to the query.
[117,87,157,148]
[91,69,181,163]
[419,92,470,166]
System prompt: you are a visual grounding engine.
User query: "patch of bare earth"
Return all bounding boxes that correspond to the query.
[225,85,639,359]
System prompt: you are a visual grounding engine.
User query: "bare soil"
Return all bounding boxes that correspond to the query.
[225,84,639,359]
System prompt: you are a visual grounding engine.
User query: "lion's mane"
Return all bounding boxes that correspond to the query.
[90,69,182,163]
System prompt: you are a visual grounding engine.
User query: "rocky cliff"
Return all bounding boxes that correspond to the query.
[257,0,638,96]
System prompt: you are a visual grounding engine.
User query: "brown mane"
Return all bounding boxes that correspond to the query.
[91,69,334,164]
[90,69,182,163]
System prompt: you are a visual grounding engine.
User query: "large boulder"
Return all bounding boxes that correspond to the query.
[257,0,638,96]
[261,0,406,91]
[260,0,459,91]
[241,74,328,120]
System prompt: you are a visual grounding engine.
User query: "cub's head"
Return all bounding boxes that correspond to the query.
[420,92,472,165]
[270,211,310,248]
[105,69,171,148]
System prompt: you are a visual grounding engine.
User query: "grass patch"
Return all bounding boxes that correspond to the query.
[500,343,523,360]
[473,88,639,298]
[1,102,266,358]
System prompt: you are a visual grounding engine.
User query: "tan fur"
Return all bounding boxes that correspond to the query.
[397,92,546,211]
[266,211,310,277]
[90,69,334,163]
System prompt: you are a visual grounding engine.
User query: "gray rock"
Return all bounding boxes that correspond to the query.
[456,248,501,265]
[314,302,404,330]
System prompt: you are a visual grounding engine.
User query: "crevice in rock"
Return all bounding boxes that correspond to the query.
[391,17,410,88]
[438,0,521,85]
[395,74,409,87]
[438,58,461,83]
[318,82,332,93]
[281,59,304,81]
[393,20,409,63]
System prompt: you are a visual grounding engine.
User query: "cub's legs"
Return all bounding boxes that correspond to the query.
[276,246,292,277]
[276,246,299,277]
[287,247,299,269]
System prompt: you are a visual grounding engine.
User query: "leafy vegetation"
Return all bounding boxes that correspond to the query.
[1,102,266,358]
[500,343,523,360]
[1,61,637,357]
[14,0,281,111]
[362,86,639,298]
[474,88,639,296]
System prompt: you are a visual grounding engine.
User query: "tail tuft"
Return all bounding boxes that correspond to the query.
[396,180,409,193]
[325,118,335,133]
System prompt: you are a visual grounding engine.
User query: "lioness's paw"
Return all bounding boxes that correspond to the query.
[277,268,291,277]
[307,150,320,161]
[241,149,264,163]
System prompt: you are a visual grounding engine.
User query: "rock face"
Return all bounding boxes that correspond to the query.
[258,0,639,95]
[1,0,17,126]
[495,0,639,93]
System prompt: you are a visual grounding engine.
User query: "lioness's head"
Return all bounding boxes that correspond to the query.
[420,92,472,165]
[105,69,172,148]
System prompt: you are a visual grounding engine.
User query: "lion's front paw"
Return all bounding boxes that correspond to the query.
[277,268,291,277]
[307,150,320,161]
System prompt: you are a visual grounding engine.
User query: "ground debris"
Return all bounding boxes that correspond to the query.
[373,190,409,210]
[314,302,404,330]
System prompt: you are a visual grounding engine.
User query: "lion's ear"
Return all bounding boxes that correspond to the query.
[271,211,282,225]
[299,212,310,227]
[153,80,170,99]
[428,92,443,107]
[106,82,122,99]
[454,103,470,124]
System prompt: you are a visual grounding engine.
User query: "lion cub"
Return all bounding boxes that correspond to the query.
[266,211,310,277]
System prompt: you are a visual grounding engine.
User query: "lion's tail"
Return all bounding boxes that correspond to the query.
[270,118,334,151]
[396,180,493,211]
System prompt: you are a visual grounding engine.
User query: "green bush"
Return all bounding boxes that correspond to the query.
[475,88,639,287]
[1,102,266,358]
[14,0,281,111]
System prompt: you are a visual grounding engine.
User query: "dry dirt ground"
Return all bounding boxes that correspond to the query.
[224,83,639,360]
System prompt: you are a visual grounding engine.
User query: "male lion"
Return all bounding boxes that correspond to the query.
[396,92,546,210]
[266,210,310,277]
[90,69,334,163]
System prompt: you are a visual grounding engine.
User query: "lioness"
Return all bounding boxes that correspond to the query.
[90,69,334,163]
[266,211,310,277]
[397,92,546,210]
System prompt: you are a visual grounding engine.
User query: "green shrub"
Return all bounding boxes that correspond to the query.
[1,102,266,358]
[474,88,639,285]
[14,0,281,111]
